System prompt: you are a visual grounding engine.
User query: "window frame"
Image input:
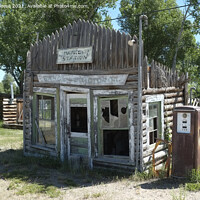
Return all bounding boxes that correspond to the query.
[93,89,135,163]
[99,96,129,157]
[146,94,164,147]
[32,87,57,150]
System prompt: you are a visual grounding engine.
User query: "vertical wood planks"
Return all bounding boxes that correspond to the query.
[102,27,106,70]
[63,26,67,70]
[125,34,130,68]
[121,32,126,69]
[72,21,79,70]
[50,33,55,70]
[32,43,37,70]
[97,25,102,70]
[150,60,154,88]
[42,37,47,70]
[145,59,185,89]
[108,28,112,69]
[29,20,141,72]
[46,35,50,70]
[91,23,97,70]
[58,28,63,70]
[54,30,59,70]
[30,44,34,70]
[85,21,91,70]
[112,29,117,70]
[116,30,121,69]
[38,40,43,70]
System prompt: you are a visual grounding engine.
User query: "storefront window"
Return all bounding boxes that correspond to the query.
[36,95,55,146]
[100,97,129,156]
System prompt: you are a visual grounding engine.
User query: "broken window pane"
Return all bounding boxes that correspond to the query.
[110,99,118,117]
[119,98,128,128]
[100,97,128,129]
[101,100,110,127]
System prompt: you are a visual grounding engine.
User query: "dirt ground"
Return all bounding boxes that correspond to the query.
[0,129,200,200]
[0,172,200,200]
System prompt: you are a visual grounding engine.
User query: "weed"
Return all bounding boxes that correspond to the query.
[184,168,200,191]
[171,187,186,200]
[63,178,78,188]
[91,192,103,198]
[15,183,61,198]
[187,168,200,183]
[45,186,61,198]
[129,168,154,181]
[83,193,90,199]
[185,183,200,191]
[7,178,23,190]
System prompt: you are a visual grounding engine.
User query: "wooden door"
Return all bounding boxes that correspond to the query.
[66,94,89,159]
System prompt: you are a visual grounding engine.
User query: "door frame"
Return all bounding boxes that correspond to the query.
[60,86,92,168]
[66,93,88,157]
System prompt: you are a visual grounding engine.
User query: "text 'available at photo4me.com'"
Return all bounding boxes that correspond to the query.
[0,3,88,9]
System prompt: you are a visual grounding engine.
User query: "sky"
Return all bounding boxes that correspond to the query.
[0,0,199,82]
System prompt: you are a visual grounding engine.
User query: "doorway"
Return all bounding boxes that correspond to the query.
[66,94,89,158]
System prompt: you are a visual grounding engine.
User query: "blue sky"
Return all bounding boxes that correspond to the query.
[0,0,199,81]
[108,0,200,41]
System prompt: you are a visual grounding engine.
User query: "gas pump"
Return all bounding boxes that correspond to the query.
[172,106,200,177]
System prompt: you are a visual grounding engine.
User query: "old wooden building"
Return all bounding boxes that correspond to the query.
[23,20,187,171]
[0,93,23,129]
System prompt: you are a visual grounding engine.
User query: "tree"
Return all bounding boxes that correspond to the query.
[2,73,17,94]
[0,82,4,93]
[0,0,117,94]
[119,0,196,68]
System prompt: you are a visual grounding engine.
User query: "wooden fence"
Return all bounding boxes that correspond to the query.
[3,98,23,129]
[30,19,138,72]
[142,56,186,89]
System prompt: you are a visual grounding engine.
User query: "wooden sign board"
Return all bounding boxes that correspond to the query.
[56,46,93,64]
[37,74,128,86]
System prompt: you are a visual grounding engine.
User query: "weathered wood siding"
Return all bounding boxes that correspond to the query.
[0,97,3,120]
[30,20,138,72]
[3,98,17,124]
[142,87,185,170]
[141,56,186,170]
[2,98,23,129]
[142,57,186,89]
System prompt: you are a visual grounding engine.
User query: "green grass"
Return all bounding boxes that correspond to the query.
[62,178,78,188]
[0,126,23,149]
[171,187,186,200]
[0,120,3,128]
[129,168,155,181]
[185,168,200,191]
[8,179,61,198]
